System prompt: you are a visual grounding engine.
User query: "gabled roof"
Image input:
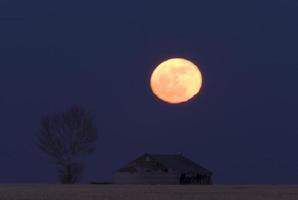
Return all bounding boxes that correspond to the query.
[150,154,212,174]
[116,153,212,175]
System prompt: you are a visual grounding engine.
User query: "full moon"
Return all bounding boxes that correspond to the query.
[150,58,202,104]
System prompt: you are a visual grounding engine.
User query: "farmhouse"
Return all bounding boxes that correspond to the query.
[112,153,213,185]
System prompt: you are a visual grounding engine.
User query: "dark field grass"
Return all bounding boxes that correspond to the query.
[1,184,298,200]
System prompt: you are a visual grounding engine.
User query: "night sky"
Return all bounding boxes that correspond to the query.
[1,0,298,184]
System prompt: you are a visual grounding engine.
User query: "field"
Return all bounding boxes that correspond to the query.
[0,185,298,200]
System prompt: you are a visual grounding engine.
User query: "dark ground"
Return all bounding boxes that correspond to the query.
[0,184,298,200]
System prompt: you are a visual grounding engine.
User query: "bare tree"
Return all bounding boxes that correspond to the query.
[38,106,97,184]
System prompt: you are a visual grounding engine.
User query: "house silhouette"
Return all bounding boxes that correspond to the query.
[112,153,213,185]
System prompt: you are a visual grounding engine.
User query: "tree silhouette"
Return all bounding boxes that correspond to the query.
[38,106,97,184]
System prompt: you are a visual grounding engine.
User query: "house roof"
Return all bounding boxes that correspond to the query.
[116,153,212,175]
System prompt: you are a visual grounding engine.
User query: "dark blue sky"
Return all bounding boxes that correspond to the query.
[0,0,298,184]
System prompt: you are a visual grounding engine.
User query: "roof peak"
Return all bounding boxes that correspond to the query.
[145,153,184,156]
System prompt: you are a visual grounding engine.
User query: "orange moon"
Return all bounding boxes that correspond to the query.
[150,58,202,104]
